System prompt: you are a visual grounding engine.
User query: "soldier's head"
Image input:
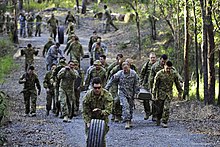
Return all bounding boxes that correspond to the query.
[68,60,75,69]
[116,53,123,63]
[160,54,168,67]
[97,37,102,43]
[72,60,79,70]
[28,66,35,74]
[92,77,102,95]
[68,11,71,14]
[51,13,54,18]
[104,5,108,10]
[51,63,57,71]
[74,36,79,42]
[149,52,157,64]
[96,42,101,48]
[55,42,60,48]
[99,54,106,65]
[94,60,102,70]
[122,62,130,74]
[93,30,97,35]
[164,60,173,74]
[27,43,32,48]
[125,58,133,66]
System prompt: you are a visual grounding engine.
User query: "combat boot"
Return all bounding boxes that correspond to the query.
[161,122,168,128]
[125,120,131,129]
[144,113,150,120]
[46,110,49,116]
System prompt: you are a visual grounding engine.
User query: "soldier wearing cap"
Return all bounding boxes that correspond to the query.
[84,60,106,90]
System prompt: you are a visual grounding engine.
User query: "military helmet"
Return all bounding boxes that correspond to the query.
[93,60,102,66]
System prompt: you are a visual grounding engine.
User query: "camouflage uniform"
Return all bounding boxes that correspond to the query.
[26,14,34,37]
[82,88,113,143]
[57,67,79,118]
[0,91,7,122]
[65,13,76,24]
[84,66,106,89]
[19,72,41,115]
[67,41,84,66]
[88,34,99,65]
[93,45,104,61]
[21,46,38,71]
[105,69,140,121]
[92,42,108,57]
[47,15,58,41]
[152,69,183,124]
[35,14,42,37]
[19,13,26,37]
[46,45,63,70]
[102,8,118,33]
[140,60,155,117]
[42,39,54,57]
[43,69,55,114]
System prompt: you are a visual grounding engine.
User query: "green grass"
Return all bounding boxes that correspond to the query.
[0,56,15,83]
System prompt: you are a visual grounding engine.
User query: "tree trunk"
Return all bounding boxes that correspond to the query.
[82,0,87,14]
[192,0,200,101]
[76,0,80,13]
[13,0,19,44]
[206,0,215,104]
[183,0,189,100]
[200,0,209,105]
[218,48,220,105]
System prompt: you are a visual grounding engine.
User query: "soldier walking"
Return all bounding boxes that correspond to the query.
[47,13,59,41]
[26,12,34,37]
[105,62,140,129]
[19,12,26,38]
[19,66,41,117]
[35,13,42,37]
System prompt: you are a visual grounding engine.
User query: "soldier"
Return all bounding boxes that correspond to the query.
[19,12,26,38]
[105,62,140,129]
[47,13,59,41]
[35,12,42,37]
[26,12,34,37]
[149,54,168,121]
[93,42,104,61]
[102,5,118,33]
[88,31,99,65]
[21,43,39,71]
[83,77,113,147]
[57,60,79,122]
[66,22,75,36]
[152,61,183,128]
[140,52,157,120]
[65,11,76,25]
[84,60,106,90]
[43,64,57,116]
[125,58,138,72]
[19,66,41,117]
[66,36,84,66]
[72,60,84,115]
[91,37,108,55]
[46,43,63,70]
[42,37,54,58]
[100,54,109,70]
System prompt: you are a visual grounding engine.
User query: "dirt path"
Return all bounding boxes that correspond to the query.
[0,13,218,147]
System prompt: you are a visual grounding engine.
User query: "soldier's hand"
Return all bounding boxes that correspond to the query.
[87,123,90,128]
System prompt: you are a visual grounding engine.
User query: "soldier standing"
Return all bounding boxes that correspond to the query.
[102,5,118,33]
[83,77,113,147]
[149,54,168,121]
[26,12,34,37]
[21,43,38,71]
[57,61,79,122]
[152,61,183,128]
[84,60,106,90]
[35,13,42,37]
[140,52,157,120]
[19,66,41,117]
[47,13,59,41]
[43,64,57,116]
[65,11,76,25]
[105,62,140,129]
[42,37,54,58]
[19,12,26,38]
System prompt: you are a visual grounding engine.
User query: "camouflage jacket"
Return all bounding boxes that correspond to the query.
[106,61,117,80]
[22,47,37,64]
[105,69,140,99]
[93,46,104,60]
[82,89,113,123]
[43,70,54,90]
[69,41,84,62]
[47,17,58,28]
[152,69,183,100]
[88,35,99,52]
[19,72,41,94]
[140,60,155,88]
[43,41,54,57]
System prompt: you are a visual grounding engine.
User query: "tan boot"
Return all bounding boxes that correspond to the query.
[125,120,131,129]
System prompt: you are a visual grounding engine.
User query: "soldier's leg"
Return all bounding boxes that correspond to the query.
[20,27,23,37]
[53,27,57,41]
[35,26,38,36]
[143,100,151,120]
[46,90,52,115]
[55,84,60,117]
[30,92,37,116]
[120,96,132,121]
[155,99,164,126]
[51,90,56,113]
[23,92,30,115]
[114,96,122,122]
[38,25,41,36]
[74,88,80,112]
[110,21,118,31]
[59,89,68,120]
[151,100,157,121]
[161,99,171,124]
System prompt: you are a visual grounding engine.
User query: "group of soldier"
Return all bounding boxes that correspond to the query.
[0,11,15,35]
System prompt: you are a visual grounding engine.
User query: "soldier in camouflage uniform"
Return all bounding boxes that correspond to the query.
[84,60,106,90]
[26,12,34,37]
[105,62,140,129]
[83,77,113,147]
[47,13,59,41]
[125,58,138,72]
[149,54,168,121]
[65,11,76,25]
[140,52,157,120]
[35,13,42,37]
[93,42,104,61]
[57,61,79,122]
[102,5,118,33]
[19,66,41,117]
[42,37,54,57]
[152,61,183,128]
[88,31,99,65]
[43,64,57,116]
[106,53,123,79]
[21,43,39,71]
[66,36,84,66]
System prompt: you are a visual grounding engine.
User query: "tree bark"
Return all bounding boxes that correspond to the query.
[76,0,80,13]
[183,0,189,100]
[13,0,19,44]
[82,0,87,14]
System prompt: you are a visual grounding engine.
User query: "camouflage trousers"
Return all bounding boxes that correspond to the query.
[59,88,76,118]
[46,89,55,111]
[143,100,151,116]
[74,88,80,112]
[120,95,134,121]
[27,23,33,37]
[155,99,171,123]
[23,91,37,114]
[35,23,41,37]
[110,86,122,117]
[25,62,34,72]
[49,26,57,41]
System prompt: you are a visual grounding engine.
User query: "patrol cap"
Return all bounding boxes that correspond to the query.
[94,60,102,66]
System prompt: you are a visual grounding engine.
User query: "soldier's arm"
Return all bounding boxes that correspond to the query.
[18,74,26,84]
[105,72,120,90]
[57,68,66,80]
[152,72,161,98]
[88,37,93,51]
[134,73,141,95]
[35,75,41,94]
[174,73,183,95]
[65,15,68,24]
[80,44,84,57]
[82,94,92,123]
[101,92,113,116]
[84,69,91,89]
[43,73,49,89]
[149,66,156,90]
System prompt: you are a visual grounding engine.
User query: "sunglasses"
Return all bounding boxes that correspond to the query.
[93,86,101,89]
